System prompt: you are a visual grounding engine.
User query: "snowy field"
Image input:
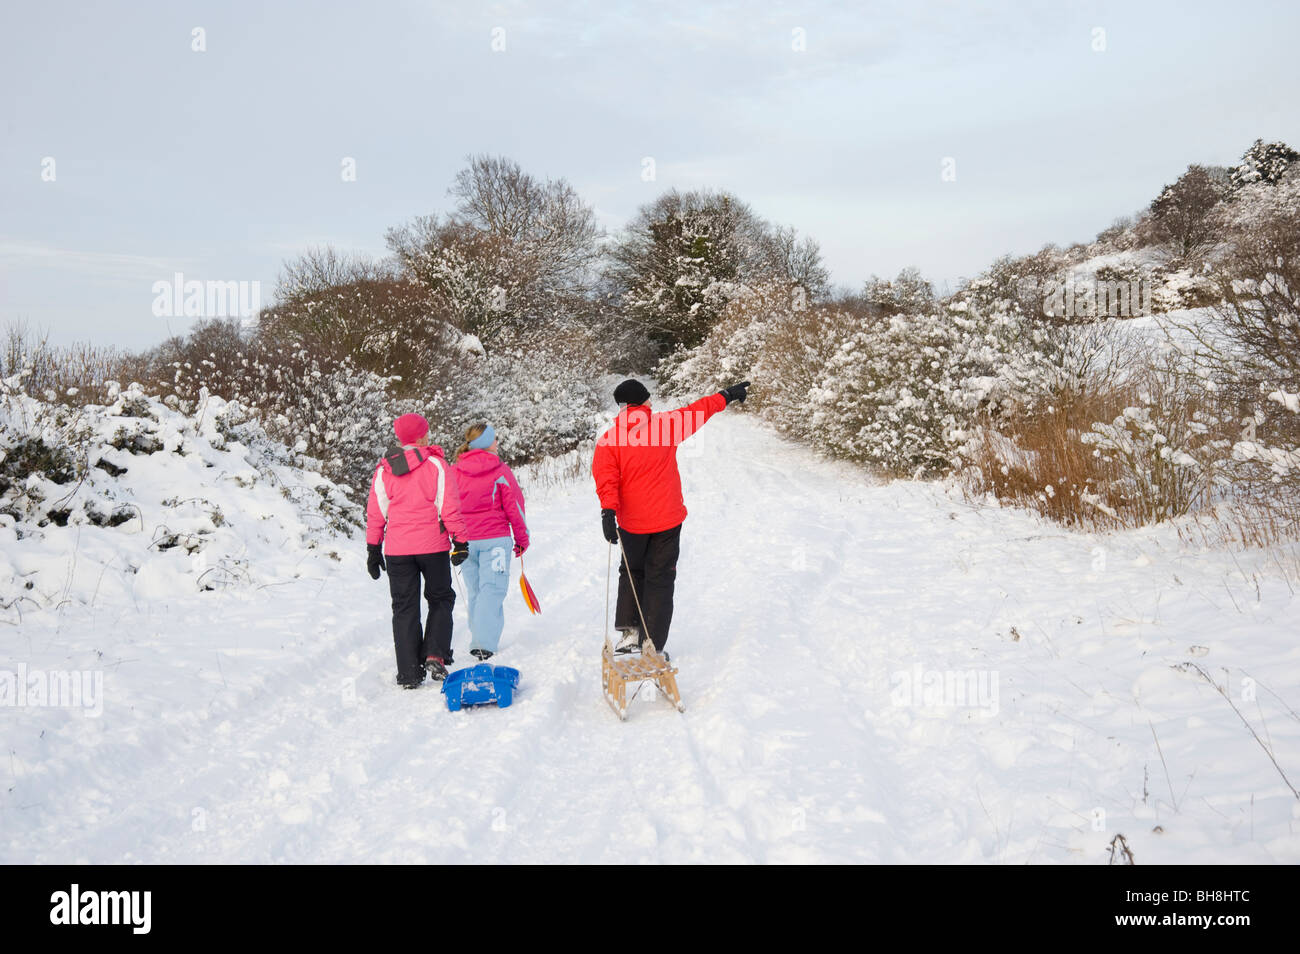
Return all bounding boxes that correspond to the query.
[3,411,1299,863]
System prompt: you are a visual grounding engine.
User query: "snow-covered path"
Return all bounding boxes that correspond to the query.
[4,413,1299,863]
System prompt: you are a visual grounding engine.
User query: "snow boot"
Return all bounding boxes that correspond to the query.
[614,627,642,654]
[397,673,424,690]
[424,656,449,681]
[470,648,494,661]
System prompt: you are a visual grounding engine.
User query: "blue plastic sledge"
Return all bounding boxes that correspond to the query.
[442,664,521,712]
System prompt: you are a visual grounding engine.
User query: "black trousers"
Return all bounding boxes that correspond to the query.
[386,552,456,683]
[615,523,682,653]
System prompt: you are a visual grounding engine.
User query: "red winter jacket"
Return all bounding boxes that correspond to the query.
[366,445,467,555]
[591,393,726,535]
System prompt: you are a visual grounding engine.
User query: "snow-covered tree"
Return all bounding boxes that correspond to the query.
[1228,139,1300,190]
[659,281,800,399]
[428,322,607,465]
[386,156,603,348]
[608,189,790,352]
[860,267,937,316]
[1148,164,1227,258]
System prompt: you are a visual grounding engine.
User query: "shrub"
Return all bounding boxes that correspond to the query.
[658,281,801,399]
[2,323,121,407]
[1078,358,1229,525]
[1228,139,1300,190]
[805,299,1048,477]
[432,321,607,465]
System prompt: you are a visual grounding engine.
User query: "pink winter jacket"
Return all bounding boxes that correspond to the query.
[365,445,468,555]
[451,449,529,550]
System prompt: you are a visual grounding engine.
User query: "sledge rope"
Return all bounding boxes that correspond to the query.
[608,531,654,650]
[601,526,664,705]
[452,564,468,609]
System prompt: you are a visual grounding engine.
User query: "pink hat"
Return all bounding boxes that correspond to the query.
[393,413,429,445]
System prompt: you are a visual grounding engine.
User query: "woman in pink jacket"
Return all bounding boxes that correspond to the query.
[450,423,529,660]
[366,413,468,687]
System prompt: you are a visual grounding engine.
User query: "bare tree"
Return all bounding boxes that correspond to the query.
[756,224,831,301]
[386,156,603,345]
[1148,165,1226,259]
[448,154,601,288]
[1209,208,1300,380]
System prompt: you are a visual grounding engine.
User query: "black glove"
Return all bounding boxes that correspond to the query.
[450,539,469,567]
[601,509,619,544]
[367,543,385,580]
[719,380,751,405]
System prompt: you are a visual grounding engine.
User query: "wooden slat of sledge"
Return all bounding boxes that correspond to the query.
[601,641,684,718]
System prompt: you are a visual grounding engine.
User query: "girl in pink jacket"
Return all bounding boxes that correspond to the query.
[366,413,467,687]
[450,423,529,660]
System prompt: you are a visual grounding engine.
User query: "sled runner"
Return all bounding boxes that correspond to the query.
[600,640,684,721]
[442,663,521,712]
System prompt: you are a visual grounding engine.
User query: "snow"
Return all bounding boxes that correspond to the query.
[1269,389,1300,415]
[3,412,1299,863]
[1064,246,1167,282]
[0,388,354,614]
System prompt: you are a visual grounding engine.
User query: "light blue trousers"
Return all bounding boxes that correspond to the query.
[460,536,512,653]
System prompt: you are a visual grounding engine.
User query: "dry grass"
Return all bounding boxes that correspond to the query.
[966,353,1232,529]
[513,442,592,500]
[1178,495,1300,585]
[966,385,1137,529]
[2,323,122,406]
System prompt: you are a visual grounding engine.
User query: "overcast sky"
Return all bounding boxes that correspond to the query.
[2,0,1298,349]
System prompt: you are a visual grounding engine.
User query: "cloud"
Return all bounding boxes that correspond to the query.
[0,240,183,283]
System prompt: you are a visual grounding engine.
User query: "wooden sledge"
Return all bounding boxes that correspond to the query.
[601,640,685,721]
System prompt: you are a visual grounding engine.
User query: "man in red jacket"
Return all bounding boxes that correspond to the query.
[592,378,750,657]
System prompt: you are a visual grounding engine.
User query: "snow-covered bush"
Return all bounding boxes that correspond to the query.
[0,367,95,527]
[0,381,361,618]
[1228,139,1300,190]
[658,281,800,399]
[806,298,1052,477]
[1079,357,1229,525]
[1232,391,1300,479]
[980,247,1073,321]
[127,322,402,495]
[807,313,966,475]
[2,324,122,408]
[426,322,608,465]
[859,267,938,315]
[749,304,863,443]
[260,250,461,389]
[1161,168,1300,510]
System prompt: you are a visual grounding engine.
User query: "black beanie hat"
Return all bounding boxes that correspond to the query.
[614,379,650,406]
